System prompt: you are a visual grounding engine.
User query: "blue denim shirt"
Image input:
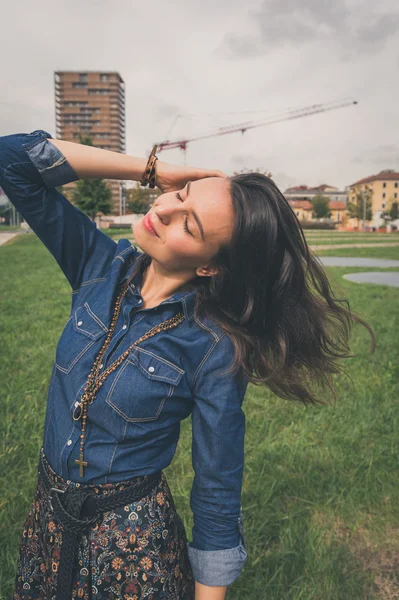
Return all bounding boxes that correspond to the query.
[0,130,248,587]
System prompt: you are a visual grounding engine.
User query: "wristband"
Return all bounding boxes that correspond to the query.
[140,145,158,188]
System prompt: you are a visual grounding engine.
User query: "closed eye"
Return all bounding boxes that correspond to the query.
[176,192,193,236]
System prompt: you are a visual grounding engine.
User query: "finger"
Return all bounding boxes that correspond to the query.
[194,168,228,180]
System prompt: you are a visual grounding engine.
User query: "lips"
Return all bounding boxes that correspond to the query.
[144,213,159,237]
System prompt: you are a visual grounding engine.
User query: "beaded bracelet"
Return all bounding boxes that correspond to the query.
[140,144,158,188]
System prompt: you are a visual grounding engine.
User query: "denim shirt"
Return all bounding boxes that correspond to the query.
[0,129,248,587]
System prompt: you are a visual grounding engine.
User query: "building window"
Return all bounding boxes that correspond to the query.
[382,193,386,198]
[395,182,398,188]
[382,203,386,209]
[394,193,398,199]
[72,82,87,88]
[382,182,387,188]
[100,74,108,82]
[64,101,88,107]
[88,88,110,95]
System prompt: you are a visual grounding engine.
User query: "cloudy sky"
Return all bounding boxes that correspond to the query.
[1,0,398,190]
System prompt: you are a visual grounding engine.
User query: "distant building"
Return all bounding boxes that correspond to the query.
[284,184,348,205]
[329,201,346,224]
[55,71,126,215]
[289,199,346,224]
[348,169,399,228]
[289,200,313,221]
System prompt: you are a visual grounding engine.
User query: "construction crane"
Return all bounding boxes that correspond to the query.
[155,99,358,160]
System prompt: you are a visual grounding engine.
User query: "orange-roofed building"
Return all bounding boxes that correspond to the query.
[288,199,347,224]
[348,169,399,228]
[289,200,313,221]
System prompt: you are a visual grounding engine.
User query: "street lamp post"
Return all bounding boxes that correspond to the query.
[362,192,366,232]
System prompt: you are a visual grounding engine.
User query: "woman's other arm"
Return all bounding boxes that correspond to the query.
[187,333,248,593]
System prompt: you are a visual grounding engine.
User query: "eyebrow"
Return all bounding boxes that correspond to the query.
[186,181,205,241]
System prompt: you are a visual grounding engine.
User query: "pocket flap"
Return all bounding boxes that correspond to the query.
[128,347,184,385]
[73,303,108,340]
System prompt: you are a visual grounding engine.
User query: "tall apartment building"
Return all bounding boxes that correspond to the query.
[55,71,126,215]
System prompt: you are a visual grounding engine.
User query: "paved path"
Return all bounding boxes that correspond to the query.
[0,232,21,246]
[310,242,399,250]
[318,257,399,288]
[343,272,399,287]
[318,257,399,268]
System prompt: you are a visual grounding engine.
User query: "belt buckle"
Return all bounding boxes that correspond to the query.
[48,487,65,512]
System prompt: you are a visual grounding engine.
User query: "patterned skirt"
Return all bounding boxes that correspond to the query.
[12,451,195,599]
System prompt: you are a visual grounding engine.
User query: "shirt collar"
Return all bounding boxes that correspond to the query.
[120,264,197,322]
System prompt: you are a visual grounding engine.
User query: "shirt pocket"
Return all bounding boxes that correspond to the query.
[105,347,185,422]
[55,303,108,374]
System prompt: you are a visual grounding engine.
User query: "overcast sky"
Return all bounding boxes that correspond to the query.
[1,0,398,190]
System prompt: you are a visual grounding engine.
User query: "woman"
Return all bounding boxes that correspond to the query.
[1,130,373,600]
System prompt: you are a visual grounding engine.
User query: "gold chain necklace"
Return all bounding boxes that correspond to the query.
[72,281,184,478]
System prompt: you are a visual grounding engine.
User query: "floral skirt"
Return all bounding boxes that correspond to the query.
[12,452,195,599]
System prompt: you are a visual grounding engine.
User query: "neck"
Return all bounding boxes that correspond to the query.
[139,262,198,306]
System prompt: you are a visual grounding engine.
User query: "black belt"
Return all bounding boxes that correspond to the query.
[38,453,162,600]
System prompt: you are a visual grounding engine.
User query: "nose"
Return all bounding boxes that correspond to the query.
[153,204,179,225]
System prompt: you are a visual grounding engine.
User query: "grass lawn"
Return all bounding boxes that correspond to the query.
[1,233,398,599]
[308,239,399,246]
[0,225,23,232]
[315,246,399,260]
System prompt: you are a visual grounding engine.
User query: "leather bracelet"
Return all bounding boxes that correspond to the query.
[148,157,158,189]
[141,145,158,188]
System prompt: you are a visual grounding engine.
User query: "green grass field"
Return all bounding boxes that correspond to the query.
[0,233,398,599]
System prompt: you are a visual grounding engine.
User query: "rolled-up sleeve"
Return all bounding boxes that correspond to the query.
[0,129,116,291]
[187,332,249,586]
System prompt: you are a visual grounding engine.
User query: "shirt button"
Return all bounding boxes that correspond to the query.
[148,366,155,373]
[122,324,127,330]
[67,439,72,446]
[77,320,83,326]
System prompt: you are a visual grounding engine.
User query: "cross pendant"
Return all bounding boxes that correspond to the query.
[75,452,88,478]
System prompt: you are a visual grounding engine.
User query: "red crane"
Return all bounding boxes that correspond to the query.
[155,99,358,159]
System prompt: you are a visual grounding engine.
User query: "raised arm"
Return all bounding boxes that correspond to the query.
[0,130,118,291]
[0,129,226,292]
[48,138,226,192]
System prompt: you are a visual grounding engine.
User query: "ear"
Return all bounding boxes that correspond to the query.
[196,266,219,278]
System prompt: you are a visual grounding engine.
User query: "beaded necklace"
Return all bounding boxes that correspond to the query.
[72,281,184,477]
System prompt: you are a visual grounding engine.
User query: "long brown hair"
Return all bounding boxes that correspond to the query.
[128,173,375,406]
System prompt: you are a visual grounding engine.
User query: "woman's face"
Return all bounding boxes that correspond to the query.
[132,177,234,276]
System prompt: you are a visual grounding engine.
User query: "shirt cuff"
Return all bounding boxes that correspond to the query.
[186,541,247,586]
[22,129,79,188]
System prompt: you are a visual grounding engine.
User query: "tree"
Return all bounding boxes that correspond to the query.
[389,201,398,220]
[127,183,161,214]
[311,194,332,219]
[72,134,113,220]
[347,185,373,228]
